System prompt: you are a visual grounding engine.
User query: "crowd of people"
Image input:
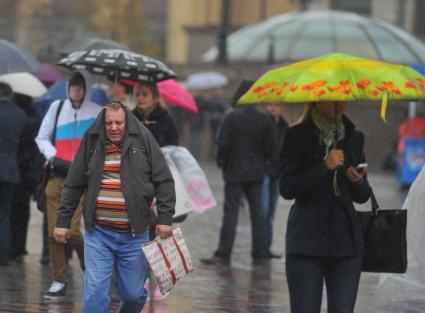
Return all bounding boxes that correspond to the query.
[0,59,375,313]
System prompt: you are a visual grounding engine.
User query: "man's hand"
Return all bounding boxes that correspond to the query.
[325,148,344,170]
[156,224,173,239]
[53,227,71,244]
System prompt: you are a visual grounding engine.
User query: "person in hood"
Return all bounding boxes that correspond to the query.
[132,83,178,147]
[35,70,102,299]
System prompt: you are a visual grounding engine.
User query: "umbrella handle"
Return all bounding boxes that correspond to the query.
[334,102,338,146]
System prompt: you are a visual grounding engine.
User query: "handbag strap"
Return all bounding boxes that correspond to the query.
[51,100,64,145]
[370,190,379,215]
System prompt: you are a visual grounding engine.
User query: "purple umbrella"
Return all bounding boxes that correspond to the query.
[33,63,64,88]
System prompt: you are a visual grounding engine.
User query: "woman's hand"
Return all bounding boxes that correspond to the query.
[324,149,344,170]
[346,165,367,183]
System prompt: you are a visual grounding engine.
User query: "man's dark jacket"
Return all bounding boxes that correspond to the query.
[217,106,276,183]
[279,116,371,257]
[0,98,26,183]
[56,109,176,234]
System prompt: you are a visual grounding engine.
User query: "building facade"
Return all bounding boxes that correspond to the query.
[166,0,297,64]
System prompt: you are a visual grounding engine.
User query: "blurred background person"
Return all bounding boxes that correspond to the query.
[9,93,43,262]
[206,87,228,159]
[262,103,288,258]
[0,82,26,266]
[201,79,275,266]
[132,83,178,147]
[132,82,179,301]
[108,77,134,109]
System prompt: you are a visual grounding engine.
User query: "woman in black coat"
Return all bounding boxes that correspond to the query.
[132,83,178,147]
[279,101,372,313]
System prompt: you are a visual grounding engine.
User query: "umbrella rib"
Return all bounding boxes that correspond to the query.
[369,20,422,64]
[286,20,309,62]
[357,22,384,61]
[330,16,337,52]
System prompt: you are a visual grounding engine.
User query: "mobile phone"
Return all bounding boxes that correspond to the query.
[355,163,368,171]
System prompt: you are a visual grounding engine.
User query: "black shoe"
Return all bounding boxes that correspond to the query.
[200,255,230,266]
[40,255,50,265]
[44,281,67,299]
[0,258,10,267]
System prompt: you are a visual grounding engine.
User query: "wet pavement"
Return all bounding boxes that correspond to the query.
[0,161,422,312]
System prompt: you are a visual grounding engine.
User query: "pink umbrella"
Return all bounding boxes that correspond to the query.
[33,63,64,88]
[122,79,198,113]
[157,79,198,113]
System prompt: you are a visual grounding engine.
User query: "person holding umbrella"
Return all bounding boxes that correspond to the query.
[236,52,425,313]
[279,101,371,313]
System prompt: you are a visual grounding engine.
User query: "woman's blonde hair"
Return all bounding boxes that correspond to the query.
[297,102,316,124]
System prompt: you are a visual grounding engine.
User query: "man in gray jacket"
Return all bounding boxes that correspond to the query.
[53,100,175,313]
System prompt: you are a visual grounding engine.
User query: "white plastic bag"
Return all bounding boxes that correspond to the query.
[163,146,216,214]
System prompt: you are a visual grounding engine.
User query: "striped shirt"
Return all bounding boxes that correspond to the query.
[95,144,130,232]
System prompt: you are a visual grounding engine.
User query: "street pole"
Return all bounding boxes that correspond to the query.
[216,0,230,65]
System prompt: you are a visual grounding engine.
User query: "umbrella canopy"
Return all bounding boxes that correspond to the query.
[61,37,129,56]
[33,80,108,118]
[33,63,64,88]
[157,79,198,113]
[202,10,425,65]
[0,72,47,98]
[57,49,176,83]
[238,53,425,121]
[186,72,228,90]
[0,39,40,74]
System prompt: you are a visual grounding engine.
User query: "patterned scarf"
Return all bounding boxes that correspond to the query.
[311,107,345,196]
[311,107,345,151]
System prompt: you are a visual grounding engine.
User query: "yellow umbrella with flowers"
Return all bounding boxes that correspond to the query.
[237,53,425,122]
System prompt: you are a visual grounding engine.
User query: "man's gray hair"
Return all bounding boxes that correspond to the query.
[106,100,125,110]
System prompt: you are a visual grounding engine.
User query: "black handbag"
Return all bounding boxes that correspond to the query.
[357,191,407,273]
[34,162,51,213]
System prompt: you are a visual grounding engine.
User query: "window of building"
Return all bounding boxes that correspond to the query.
[330,0,371,15]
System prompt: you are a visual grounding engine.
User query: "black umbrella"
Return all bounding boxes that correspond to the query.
[57,49,177,83]
[0,39,40,74]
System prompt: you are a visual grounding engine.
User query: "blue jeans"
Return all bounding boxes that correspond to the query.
[262,176,279,253]
[0,182,15,261]
[83,225,150,313]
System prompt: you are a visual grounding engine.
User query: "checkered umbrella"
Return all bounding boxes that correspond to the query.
[57,49,177,83]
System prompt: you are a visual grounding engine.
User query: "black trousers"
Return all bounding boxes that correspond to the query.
[10,184,30,258]
[215,181,267,259]
[286,254,362,313]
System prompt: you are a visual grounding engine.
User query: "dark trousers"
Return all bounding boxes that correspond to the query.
[215,181,266,259]
[286,254,362,313]
[0,182,15,261]
[262,175,280,253]
[10,184,31,258]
